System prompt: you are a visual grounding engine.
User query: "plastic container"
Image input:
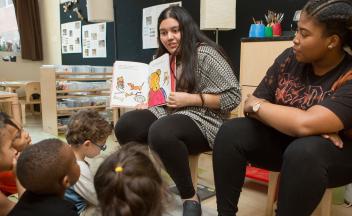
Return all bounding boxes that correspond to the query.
[264,26,273,37]
[272,23,282,36]
[249,24,265,38]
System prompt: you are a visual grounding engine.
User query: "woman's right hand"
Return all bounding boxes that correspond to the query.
[321,133,343,148]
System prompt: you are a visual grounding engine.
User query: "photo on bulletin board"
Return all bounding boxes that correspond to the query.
[142,1,182,49]
[61,21,82,54]
[82,23,107,58]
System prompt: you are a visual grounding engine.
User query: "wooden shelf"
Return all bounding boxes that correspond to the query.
[57,93,109,99]
[57,105,106,112]
[56,72,112,75]
[40,66,113,136]
[56,78,111,81]
[57,89,110,93]
[57,113,73,117]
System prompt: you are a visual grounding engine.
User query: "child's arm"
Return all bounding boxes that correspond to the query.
[73,162,98,206]
[12,154,25,197]
[0,191,15,216]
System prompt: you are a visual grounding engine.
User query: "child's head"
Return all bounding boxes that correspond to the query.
[94,142,170,216]
[0,112,20,171]
[65,109,112,158]
[16,138,80,196]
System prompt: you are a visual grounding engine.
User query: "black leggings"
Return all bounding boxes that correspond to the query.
[115,109,210,199]
[213,117,352,216]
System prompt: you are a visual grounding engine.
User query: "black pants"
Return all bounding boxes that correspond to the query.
[213,117,352,216]
[115,109,210,199]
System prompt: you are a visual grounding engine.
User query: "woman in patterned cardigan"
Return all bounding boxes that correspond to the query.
[114,5,240,216]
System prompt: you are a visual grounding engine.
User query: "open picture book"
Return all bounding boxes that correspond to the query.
[110,53,175,108]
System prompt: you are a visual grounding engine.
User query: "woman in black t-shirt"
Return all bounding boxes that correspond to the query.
[213,0,352,215]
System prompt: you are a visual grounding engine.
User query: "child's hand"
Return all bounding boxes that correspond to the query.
[12,129,32,152]
[12,152,20,176]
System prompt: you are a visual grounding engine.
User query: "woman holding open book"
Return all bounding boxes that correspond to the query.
[114,5,240,216]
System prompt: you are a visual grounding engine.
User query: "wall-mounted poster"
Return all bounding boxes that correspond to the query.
[82,23,107,58]
[142,1,182,49]
[61,21,82,54]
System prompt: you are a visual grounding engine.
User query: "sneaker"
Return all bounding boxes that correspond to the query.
[182,194,202,216]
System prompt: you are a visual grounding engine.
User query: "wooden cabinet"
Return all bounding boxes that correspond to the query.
[238,40,293,116]
[40,66,112,135]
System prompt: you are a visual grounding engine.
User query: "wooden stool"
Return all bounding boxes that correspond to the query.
[266,171,333,216]
[189,154,201,191]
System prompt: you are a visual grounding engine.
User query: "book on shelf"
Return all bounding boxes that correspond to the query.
[110,53,175,108]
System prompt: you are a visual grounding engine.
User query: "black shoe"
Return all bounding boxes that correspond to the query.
[182,194,202,216]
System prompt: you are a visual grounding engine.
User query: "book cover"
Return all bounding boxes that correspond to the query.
[110,53,175,108]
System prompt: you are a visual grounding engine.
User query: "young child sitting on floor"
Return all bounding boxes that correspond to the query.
[0,114,31,196]
[8,138,80,216]
[64,109,112,215]
[94,142,171,216]
[0,112,27,216]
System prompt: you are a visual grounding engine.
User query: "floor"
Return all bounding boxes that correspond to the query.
[24,115,352,216]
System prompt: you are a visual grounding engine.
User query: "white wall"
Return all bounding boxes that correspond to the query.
[0,0,61,81]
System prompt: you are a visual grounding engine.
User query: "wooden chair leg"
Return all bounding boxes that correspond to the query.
[266,171,332,216]
[189,154,200,192]
[313,189,332,216]
[20,101,26,125]
[266,171,280,216]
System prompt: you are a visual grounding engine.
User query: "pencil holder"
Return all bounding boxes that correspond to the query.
[249,24,265,38]
[264,26,273,37]
[272,23,282,36]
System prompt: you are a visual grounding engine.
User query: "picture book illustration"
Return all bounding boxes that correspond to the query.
[110,53,174,108]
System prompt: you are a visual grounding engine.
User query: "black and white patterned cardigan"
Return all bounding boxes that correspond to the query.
[149,44,241,148]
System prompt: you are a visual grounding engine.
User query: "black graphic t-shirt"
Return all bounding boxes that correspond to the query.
[254,47,352,135]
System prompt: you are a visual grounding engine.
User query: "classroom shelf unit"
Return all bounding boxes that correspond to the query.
[40,66,113,136]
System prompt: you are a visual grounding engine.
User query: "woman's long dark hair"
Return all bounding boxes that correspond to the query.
[94,143,171,216]
[155,6,233,92]
[303,0,352,49]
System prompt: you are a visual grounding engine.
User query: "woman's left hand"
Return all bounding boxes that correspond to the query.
[167,92,192,108]
[322,133,343,148]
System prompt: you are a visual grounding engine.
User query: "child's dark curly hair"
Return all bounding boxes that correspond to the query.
[65,109,112,146]
[94,142,171,216]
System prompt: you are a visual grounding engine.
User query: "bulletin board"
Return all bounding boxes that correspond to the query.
[60,0,115,66]
[59,0,307,74]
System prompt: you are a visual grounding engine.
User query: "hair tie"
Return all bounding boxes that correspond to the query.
[115,166,123,173]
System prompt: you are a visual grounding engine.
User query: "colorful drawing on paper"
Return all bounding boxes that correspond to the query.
[148,69,166,107]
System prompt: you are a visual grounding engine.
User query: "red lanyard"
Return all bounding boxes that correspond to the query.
[170,55,176,91]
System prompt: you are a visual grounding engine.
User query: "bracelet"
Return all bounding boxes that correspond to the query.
[199,93,205,107]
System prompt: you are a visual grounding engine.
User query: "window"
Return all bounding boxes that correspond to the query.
[0,0,6,8]
[0,0,20,54]
[6,0,13,6]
